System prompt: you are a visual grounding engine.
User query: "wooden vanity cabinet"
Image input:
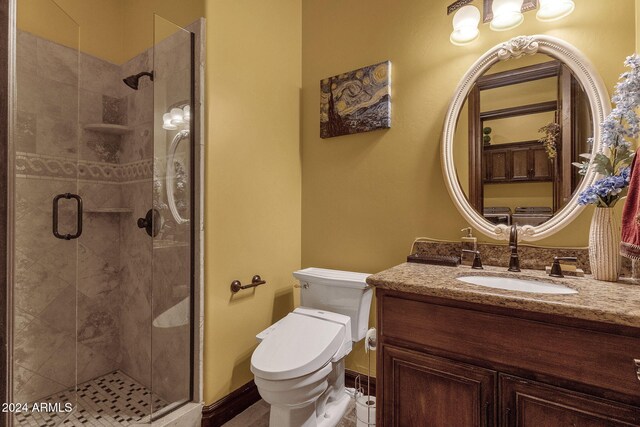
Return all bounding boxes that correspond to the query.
[376,289,640,427]
[382,345,495,426]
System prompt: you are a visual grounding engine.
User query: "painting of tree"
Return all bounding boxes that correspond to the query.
[320,61,391,139]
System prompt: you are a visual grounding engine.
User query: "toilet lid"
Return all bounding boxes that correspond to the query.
[251,312,345,381]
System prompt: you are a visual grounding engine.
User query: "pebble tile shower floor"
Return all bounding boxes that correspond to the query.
[14,371,167,426]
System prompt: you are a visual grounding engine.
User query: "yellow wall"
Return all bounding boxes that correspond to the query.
[302,0,635,376]
[484,182,554,211]
[17,0,118,57]
[485,112,556,145]
[121,0,205,62]
[481,76,557,146]
[637,0,640,51]
[17,0,204,63]
[202,0,302,404]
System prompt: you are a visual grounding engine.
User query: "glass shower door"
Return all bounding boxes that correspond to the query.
[150,14,194,417]
[13,0,80,424]
[12,4,197,425]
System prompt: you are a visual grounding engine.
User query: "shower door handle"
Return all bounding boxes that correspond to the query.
[53,193,83,240]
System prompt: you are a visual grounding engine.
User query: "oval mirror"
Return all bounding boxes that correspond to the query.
[441,35,611,241]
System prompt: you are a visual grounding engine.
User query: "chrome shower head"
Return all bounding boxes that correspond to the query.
[122,71,154,90]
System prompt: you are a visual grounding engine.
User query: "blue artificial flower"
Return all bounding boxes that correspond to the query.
[577,167,631,206]
[576,54,638,206]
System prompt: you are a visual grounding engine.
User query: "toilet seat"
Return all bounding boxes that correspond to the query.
[251,309,348,381]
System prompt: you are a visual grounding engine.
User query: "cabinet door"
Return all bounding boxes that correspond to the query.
[486,150,509,182]
[382,345,496,427]
[530,147,552,180]
[510,148,529,180]
[500,375,640,427]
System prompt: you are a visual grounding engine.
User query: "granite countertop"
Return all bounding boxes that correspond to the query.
[367,262,640,329]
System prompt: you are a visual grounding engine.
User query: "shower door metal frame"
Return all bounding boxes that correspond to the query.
[188,29,196,404]
[1,1,10,426]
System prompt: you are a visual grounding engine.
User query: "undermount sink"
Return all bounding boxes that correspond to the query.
[457,275,578,295]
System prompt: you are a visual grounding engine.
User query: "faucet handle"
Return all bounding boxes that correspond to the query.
[549,256,578,278]
[472,251,483,270]
[462,249,483,270]
[555,256,578,262]
[549,258,563,278]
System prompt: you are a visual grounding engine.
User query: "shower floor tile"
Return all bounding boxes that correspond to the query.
[14,371,167,426]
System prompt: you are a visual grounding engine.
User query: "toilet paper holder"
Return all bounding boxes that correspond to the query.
[230,275,267,293]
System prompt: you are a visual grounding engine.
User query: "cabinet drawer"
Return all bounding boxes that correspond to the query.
[380,295,640,404]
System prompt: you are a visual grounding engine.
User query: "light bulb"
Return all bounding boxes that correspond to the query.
[163,113,177,130]
[170,107,184,125]
[490,0,524,31]
[450,5,481,46]
[537,0,575,22]
[183,105,191,122]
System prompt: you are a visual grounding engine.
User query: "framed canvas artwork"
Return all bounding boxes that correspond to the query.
[320,61,391,139]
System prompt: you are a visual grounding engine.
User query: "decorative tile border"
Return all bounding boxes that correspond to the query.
[16,152,154,183]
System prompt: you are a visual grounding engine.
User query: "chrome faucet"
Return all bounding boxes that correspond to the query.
[508,224,520,272]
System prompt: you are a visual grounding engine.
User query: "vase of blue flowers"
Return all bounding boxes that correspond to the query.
[573,55,640,281]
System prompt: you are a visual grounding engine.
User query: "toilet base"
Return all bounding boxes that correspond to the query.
[268,389,351,427]
[262,359,352,427]
[316,391,351,427]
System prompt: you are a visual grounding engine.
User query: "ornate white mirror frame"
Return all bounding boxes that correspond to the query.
[441,35,611,241]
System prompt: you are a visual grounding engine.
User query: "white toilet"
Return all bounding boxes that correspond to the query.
[251,267,373,427]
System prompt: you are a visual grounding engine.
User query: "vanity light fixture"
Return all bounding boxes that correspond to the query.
[448,0,576,45]
[162,105,191,130]
[490,0,525,31]
[450,5,482,46]
[536,0,575,22]
[162,114,177,130]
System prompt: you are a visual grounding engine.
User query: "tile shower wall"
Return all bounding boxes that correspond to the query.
[14,28,193,405]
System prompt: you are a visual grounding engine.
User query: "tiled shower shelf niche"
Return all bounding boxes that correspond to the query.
[84,207,134,213]
[84,123,134,135]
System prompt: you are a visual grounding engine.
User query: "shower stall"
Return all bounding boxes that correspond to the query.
[8,1,203,425]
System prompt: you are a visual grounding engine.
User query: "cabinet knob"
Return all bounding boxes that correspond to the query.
[634,359,640,381]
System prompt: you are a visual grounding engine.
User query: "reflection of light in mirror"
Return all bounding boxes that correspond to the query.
[162,113,177,130]
[490,0,525,31]
[450,5,481,46]
[162,105,191,130]
[537,0,575,22]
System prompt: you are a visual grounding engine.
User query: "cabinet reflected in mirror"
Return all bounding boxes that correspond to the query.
[453,54,593,228]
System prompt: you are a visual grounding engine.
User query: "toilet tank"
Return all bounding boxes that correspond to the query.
[293,268,372,342]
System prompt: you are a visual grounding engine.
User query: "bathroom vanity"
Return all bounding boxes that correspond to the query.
[368,263,640,426]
